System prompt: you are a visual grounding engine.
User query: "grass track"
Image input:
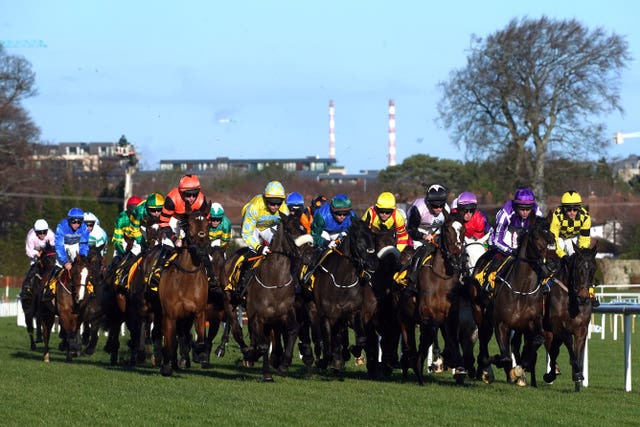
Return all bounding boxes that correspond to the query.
[0,315,638,426]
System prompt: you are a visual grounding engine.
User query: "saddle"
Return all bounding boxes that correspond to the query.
[474,256,513,294]
[225,253,264,292]
[148,251,178,291]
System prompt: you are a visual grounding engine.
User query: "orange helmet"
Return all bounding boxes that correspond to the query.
[179,175,201,192]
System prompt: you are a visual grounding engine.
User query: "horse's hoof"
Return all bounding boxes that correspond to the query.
[160,365,173,377]
[178,358,190,370]
[354,355,366,366]
[516,376,527,387]
[262,374,274,382]
[481,370,494,384]
[543,372,556,384]
[43,353,50,363]
[30,342,37,351]
[84,347,96,356]
[215,347,226,358]
[35,337,43,344]
[242,359,253,368]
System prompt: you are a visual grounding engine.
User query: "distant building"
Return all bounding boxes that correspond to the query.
[612,155,640,182]
[159,156,338,174]
[30,142,130,174]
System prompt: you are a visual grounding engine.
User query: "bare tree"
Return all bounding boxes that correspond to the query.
[437,16,631,208]
[0,44,40,198]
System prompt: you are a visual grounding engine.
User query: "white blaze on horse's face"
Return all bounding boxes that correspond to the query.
[79,267,88,301]
[452,221,464,249]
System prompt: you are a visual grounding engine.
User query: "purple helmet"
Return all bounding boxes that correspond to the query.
[513,187,535,206]
[457,191,477,206]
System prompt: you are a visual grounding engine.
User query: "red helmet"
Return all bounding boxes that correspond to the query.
[178,174,201,192]
[127,196,143,208]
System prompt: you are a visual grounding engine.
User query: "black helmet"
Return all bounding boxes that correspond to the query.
[425,184,447,206]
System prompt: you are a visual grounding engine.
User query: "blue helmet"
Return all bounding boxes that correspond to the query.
[286,192,304,208]
[67,207,84,221]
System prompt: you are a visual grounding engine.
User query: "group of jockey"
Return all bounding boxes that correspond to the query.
[20,173,598,308]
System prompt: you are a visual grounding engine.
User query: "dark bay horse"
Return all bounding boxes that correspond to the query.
[202,244,247,366]
[158,202,211,376]
[473,217,555,387]
[312,218,379,377]
[41,252,101,362]
[243,213,313,382]
[21,242,56,351]
[398,214,467,385]
[543,244,598,391]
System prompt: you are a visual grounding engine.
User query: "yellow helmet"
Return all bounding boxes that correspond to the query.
[375,192,396,210]
[561,190,582,206]
[264,181,285,199]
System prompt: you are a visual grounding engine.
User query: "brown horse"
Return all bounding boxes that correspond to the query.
[398,214,467,385]
[472,216,554,387]
[243,213,313,382]
[543,244,598,391]
[41,252,99,363]
[158,201,211,376]
[312,218,379,377]
[21,242,56,351]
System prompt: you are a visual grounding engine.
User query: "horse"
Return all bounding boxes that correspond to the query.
[20,242,56,351]
[76,245,106,356]
[312,218,379,377]
[202,244,247,366]
[369,227,406,378]
[242,213,313,382]
[471,216,555,387]
[40,252,100,363]
[397,214,467,385]
[158,201,212,376]
[543,244,598,391]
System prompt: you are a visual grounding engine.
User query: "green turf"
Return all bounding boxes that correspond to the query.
[0,313,638,426]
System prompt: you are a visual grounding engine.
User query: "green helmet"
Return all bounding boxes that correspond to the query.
[331,194,352,211]
[210,202,224,219]
[146,192,165,209]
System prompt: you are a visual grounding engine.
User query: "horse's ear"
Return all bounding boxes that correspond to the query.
[546,210,554,222]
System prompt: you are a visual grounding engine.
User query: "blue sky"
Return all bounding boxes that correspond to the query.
[3,1,640,172]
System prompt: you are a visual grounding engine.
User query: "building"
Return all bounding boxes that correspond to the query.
[30,142,130,174]
[159,156,338,174]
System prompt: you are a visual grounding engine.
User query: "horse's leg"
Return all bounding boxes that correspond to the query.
[278,307,299,375]
[493,321,513,381]
[22,299,36,350]
[543,332,562,384]
[41,306,54,363]
[571,326,589,391]
[211,317,225,358]
[160,314,176,376]
[331,321,345,374]
[296,300,315,369]
[193,309,207,367]
[317,317,332,370]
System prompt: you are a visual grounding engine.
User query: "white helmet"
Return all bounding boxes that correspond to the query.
[84,211,99,225]
[34,219,49,232]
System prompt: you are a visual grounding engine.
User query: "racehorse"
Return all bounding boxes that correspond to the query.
[158,201,211,376]
[202,244,247,366]
[472,216,554,386]
[312,218,379,377]
[369,227,406,378]
[397,214,467,385]
[41,253,100,362]
[21,242,56,351]
[243,213,313,382]
[543,244,598,391]
[76,245,105,356]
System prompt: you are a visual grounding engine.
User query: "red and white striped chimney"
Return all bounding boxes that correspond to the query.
[388,99,397,167]
[329,100,336,160]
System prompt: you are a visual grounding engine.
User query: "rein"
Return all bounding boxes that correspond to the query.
[318,265,359,288]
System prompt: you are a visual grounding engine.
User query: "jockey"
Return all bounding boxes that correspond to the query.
[286,192,310,233]
[111,195,144,261]
[21,219,55,298]
[550,190,598,306]
[208,202,232,250]
[362,192,409,252]
[404,184,450,295]
[241,180,289,254]
[132,192,165,246]
[480,187,544,294]
[44,208,90,305]
[302,193,357,285]
[231,181,289,298]
[83,212,108,256]
[452,192,492,277]
[153,174,215,287]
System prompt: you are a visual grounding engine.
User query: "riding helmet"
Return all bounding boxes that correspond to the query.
[331,194,351,212]
[210,202,225,219]
[513,187,535,207]
[425,184,447,205]
[83,212,99,225]
[67,207,84,221]
[375,192,396,210]
[127,196,144,209]
[286,192,305,209]
[457,191,478,210]
[178,174,201,192]
[146,192,165,209]
[34,219,49,232]
[561,190,582,207]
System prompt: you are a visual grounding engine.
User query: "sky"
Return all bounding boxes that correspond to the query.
[3,0,640,173]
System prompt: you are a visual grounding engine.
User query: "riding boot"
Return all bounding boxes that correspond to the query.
[301,248,324,286]
[404,245,429,296]
[21,264,37,298]
[201,254,217,287]
[589,287,600,307]
[43,265,62,302]
[149,245,174,289]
